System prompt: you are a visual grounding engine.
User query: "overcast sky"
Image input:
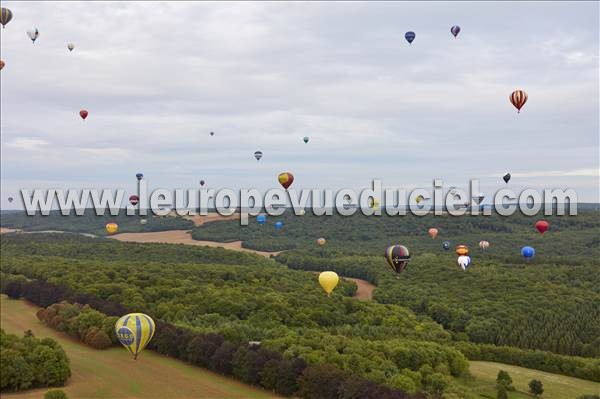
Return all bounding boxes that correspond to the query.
[1,1,598,209]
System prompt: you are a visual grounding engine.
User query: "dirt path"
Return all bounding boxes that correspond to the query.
[110,230,282,257]
[1,295,279,399]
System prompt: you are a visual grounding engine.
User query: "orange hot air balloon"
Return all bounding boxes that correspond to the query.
[105,223,119,235]
[278,172,294,190]
[80,110,88,120]
[428,228,438,239]
[455,244,469,256]
[510,90,528,113]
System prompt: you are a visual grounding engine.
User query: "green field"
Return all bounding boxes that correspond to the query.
[0,295,279,399]
[456,361,600,399]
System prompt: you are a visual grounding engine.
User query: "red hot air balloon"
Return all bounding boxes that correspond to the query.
[278,172,294,190]
[80,110,88,120]
[535,220,549,235]
[129,195,139,206]
[0,60,5,70]
[510,90,528,113]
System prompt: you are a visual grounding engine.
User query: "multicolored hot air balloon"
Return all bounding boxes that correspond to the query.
[200,180,205,186]
[458,255,471,270]
[479,240,490,251]
[503,172,511,184]
[405,31,416,44]
[27,28,39,43]
[510,90,528,113]
[254,151,263,161]
[275,221,283,230]
[0,60,5,70]
[129,195,139,206]
[318,271,339,296]
[535,220,549,234]
[256,214,266,225]
[385,245,411,273]
[451,25,461,38]
[278,172,294,190]
[442,241,451,250]
[105,223,119,235]
[317,237,326,246]
[455,244,469,256]
[1,8,13,28]
[303,136,309,144]
[79,110,88,120]
[67,43,74,51]
[136,173,144,181]
[115,313,155,360]
[428,228,438,239]
[521,246,535,261]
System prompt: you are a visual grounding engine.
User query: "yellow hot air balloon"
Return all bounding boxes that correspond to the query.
[115,313,155,360]
[416,195,424,204]
[317,237,326,246]
[368,198,380,209]
[318,271,339,296]
[105,222,119,235]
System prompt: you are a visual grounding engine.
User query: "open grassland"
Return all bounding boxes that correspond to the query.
[1,295,279,399]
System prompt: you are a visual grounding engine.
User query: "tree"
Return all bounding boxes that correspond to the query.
[496,386,508,399]
[496,370,513,391]
[529,379,544,396]
[44,390,69,399]
[298,364,347,399]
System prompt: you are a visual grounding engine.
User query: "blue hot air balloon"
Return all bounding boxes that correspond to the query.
[136,173,143,181]
[256,215,266,225]
[275,221,283,230]
[521,246,535,261]
[451,25,461,38]
[405,31,416,44]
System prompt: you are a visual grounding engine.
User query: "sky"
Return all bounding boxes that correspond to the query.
[1,1,598,209]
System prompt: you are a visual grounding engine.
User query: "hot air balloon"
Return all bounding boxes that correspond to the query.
[451,25,461,38]
[67,43,74,51]
[254,151,263,161]
[256,214,266,225]
[521,246,535,261]
[416,195,424,204]
[210,131,215,136]
[385,245,411,273]
[298,209,306,216]
[458,255,471,270]
[140,219,147,225]
[317,237,326,246]
[535,220,549,235]
[1,8,13,28]
[278,172,294,190]
[442,241,451,250]
[405,31,416,44]
[79,110,88,120]
[136,173,144,181]
[318,271,339,296]
[503,172,511,184]
[369,198,380,210]
[115,313,155,360]
[474,193,485,205]
[27,28,39,43]
[105,223,119,235]
[510,90,528,113]
[303,136,309,144]
[0,60,5,70]
[479,240,490,251]
[275,221,283,230]
[129,195,139,206]
[8,197,14,203]
[200,180,205,186]
[455,244,469,256]
[428,228,438,239]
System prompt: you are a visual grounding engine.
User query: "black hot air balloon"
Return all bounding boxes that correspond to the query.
[503,173,511,184]
[384,245,411,273]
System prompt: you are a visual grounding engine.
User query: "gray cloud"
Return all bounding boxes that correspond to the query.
[1,1,598,208]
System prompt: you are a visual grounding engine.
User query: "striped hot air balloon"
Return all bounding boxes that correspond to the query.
[115,313,155,360]
[510,90,528,113]
[384,245,411,273]
[1,8,13,28]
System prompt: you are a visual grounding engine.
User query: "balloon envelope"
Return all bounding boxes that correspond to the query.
[510,90,528,113]
[317,237,326,246]
[200,180,205,186]
[318,271,339,296]
[27,28,39,42]
[1,7,13,28]
[136,173,143,181]
[405,31,416,44]
[8,197,14,203]
[428,228,438,239]
[274,221,283,230]
[278,172,294,190]
[521,246,535,259]
[254,151,263,161]
[385,245,411,273]
[140,219,147,225]
[479,240,490,250]
[458,255,471,270]
[115,313,155,359]
[0,60,5,70]
[442,241,450,250]
[303,136,309,143]
[455,244,469,256]
[503,172,511,183]
[79,110,88,120]
[105,223,118,235]
[67,43,74,51]
[451,25,461,37]
[256,215,266,225]
[535,220,549,234]
[129,195,139,206]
